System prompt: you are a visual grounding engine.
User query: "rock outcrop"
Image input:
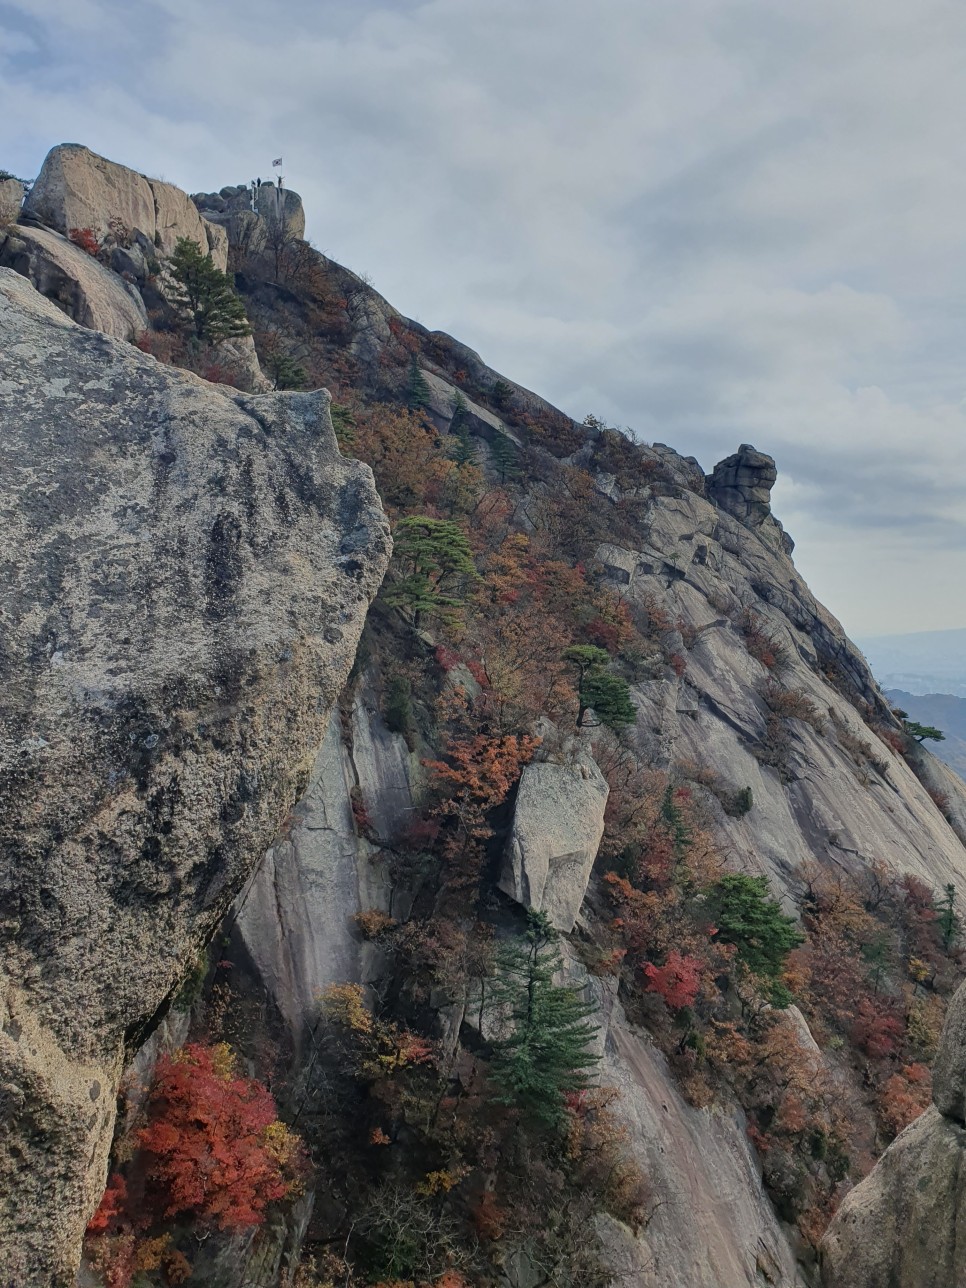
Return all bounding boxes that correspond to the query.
[0,222,148,338]
[707,442,794,552]
[820,979,966,1287]
[499,756,609,932]
[0,176,23,226]
[194,182,306,248]
[0,268,390,1285]
[23,143,228,271]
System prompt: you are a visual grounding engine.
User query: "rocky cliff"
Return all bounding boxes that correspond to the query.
[2,143,965,1288]
[0,268,389,1284]
[820,977,966,1286]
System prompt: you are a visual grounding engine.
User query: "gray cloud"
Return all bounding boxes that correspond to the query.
[2,0,966,635]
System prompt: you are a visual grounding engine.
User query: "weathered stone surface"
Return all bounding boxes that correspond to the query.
[23,143,228,271]
[499,757,609,932]
[0,176,24,226]
[235,679,417,1044]
[593,484,966,909]
[820,1107,966,1288]
[194,182,305,254]
[0,268,390,1284]
[707,443,794,552]
[0,223,148,338]
[932,979,966,1122]
[820,977,966,1286]
[594,985,806,1288]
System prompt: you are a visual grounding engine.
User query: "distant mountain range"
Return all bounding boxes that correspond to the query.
[884,688,966,781]
[856,627,966,698]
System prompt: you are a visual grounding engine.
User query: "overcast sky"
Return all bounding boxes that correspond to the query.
[2,0,965,637]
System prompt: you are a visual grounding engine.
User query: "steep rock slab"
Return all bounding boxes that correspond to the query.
[820,980,966,1286]
[0,269,390,1285]
[499,757,609,931]
[598,995,805,1288]
[0,223,148,338]
[23,143,228,271]
[233,679,418,1046]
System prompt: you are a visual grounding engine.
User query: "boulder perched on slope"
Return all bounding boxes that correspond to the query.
[499,756,609,931]
[0,268,390,1285]
[820,978,966,1287]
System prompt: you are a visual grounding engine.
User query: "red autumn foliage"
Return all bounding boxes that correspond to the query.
[879,1063,932,1136]
[138,1044,298,1230]
[69,225,101,256]
[643,950,703,1010]
[851,998,905,1060]
[87,1173,128,1235]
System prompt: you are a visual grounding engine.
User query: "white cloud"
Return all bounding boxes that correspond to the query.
[2,0,966,635]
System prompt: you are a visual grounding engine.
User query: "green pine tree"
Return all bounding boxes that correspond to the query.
[938,883,959,951]
[169,237,250,343]
[406,354,431,410]
[490,430,521,482]
[383,515,478,626]
[706,874,803,1005]
[448,392,475,465]
[488,911,600,1131]
[903,719,945,744]
[263,349,307,391]
[563,645,636,732]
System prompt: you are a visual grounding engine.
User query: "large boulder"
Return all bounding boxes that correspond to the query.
[820,977,966,1287]
[0,223,148,338]
[0,269,390,1285]
[499,757,609,932]
[23,143,228,271]
[0,176,24,226]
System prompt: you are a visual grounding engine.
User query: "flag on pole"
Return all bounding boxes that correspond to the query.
[272,157,283,168]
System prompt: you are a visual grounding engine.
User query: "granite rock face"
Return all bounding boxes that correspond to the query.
[499,757,609,931]
[0,177,24,226]
[23,143,228,271]
[820,978,966,1286]
[0,268,390,1285]
[707,443,794,552]
[0,222,148,338]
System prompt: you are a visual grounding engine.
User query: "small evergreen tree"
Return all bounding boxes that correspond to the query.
[903,719,945,744]
[406,354,431,410]
[448,392,475,465]
[490,378,514,410]
[384,516,478,626]
[938,883,959,950]
[564,645,636,732]
[169,237,250,343]
[260,342,307,391]
[488,911,600,1130]
[707,874,803,1005]
[490,430,521,482]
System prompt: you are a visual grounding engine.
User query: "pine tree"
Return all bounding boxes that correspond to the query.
[383,515,478,626]
[490,430,520,482]
[406,354,431,410]
[488,912,600,1131]
[169,237,250,343]
[938,883,959,950]
[448,392,474,465]
[564,645,636,731]
[707,874,803,1004]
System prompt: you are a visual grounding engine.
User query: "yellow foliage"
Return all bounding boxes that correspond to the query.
[416,1166,469,1195]
[322,983,374,1035]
